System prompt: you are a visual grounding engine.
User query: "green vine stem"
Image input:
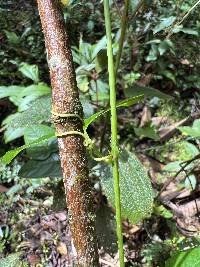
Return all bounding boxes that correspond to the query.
[115,0,130,74]
[103,1,125,266]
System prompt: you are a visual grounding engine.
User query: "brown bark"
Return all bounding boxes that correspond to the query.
[36,1,99,266]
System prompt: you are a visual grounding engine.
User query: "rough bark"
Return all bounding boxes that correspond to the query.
[36,1,99,266]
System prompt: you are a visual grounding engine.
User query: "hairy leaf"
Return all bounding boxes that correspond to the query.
[100,150,154,223]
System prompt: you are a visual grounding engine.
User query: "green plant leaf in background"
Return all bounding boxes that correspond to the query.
[178,119,200,138]
[90,79,109,103]
[92,35,107,59]
[84,95,143,130]
[154,205,173,219]
[165,247,200,267]
[19,63,39,83]
[24,125,57,160]
[0,83,51,111]
[134,123,160,141]
[0,133,55,165]
[185,174,196,190]
[172,25,198,36]
[19,153,62,178]
[125,84,173,100]
[153,16,176,34]
[95,49,107,73]
[0,253,21,267]
[2,96,51,142]
[164,144,199,173]
[123,72,141,87]
[80,94,94,118]
[4,30,20,45]
[100,150,154,224]
[160,70,176,83]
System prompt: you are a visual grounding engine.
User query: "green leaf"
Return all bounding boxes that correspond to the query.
[0,133,55,165]
[0,83,50,99]
[182,142,199,158]
[19,153,62,178]
[3,126,25,143]
[24,125,57,160]
[0,85,22,99]
[172,26,198,36]
[123,72,141,86]
[24,125,55,144]
[164,152,198,173]
[80,94,94,119]
[76,64,95,74]
[84,95,143,129]
[77,75,89,92]
[19,63,39,83]
[153,16,176,34]
[0,253,21,267]
[134,124,160,141]
[95,49,107,73]
[146,39,161,45]
[3,96,51,142]
[125,84,172,99]
[158,40,173,56]
[92,35,107,59]
[4,30,20,45]
[164,161,183,172]
[179,119,200,138]
[154,205,173,219]
[100,150,154,224]
[185,174,196,190]
[0,83,51,111]
[160,70,176,83]
[7,184,22,196]
[165,247,200,267]
[90,79,109,103]
[146,51,158,62]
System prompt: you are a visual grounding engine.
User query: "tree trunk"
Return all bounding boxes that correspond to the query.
[36,1,99,266]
